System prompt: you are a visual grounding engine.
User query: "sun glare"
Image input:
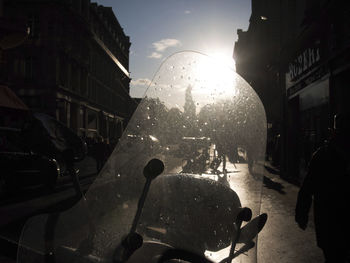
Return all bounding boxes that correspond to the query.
[191,51,237,100]
[210,52,236,71]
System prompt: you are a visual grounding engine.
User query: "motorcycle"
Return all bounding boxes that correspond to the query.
[17,51,267,263]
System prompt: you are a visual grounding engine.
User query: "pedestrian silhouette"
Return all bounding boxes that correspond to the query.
[295,113,350,263]
[93,135,108,172]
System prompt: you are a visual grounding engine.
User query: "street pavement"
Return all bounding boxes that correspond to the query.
[258,163,324,263]
[195,159,324,263]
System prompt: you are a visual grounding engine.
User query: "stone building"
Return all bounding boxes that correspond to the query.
[234,0,284,128]
[0,0,133,142]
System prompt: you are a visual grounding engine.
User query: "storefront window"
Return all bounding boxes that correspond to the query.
[299,78,329,111]
[299,78,329,174]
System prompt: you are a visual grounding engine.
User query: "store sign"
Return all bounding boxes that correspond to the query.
[288,46,320,81]
[287,64,328,97]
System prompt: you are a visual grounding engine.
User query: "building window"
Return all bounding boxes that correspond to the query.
[12,59,21,77]
[87,109,97,130]
[59,57,68,87]
[27,15,40,39]
[24,57,37,80]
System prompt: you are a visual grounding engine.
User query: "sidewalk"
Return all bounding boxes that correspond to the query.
[258,162,323,263]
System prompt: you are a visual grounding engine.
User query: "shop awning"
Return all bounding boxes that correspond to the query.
[0,85,29,110]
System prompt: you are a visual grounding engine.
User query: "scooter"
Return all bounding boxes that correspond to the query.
[17,51,267,263]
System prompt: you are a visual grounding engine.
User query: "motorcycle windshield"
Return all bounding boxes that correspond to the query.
[18,51,266,263]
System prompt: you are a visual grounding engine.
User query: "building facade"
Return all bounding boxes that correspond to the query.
[234,0,283,128]
[0,0,133,142]
[283,1,350,182]
[234,0,350,184]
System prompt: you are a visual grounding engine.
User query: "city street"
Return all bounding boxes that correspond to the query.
[201,159,324,263]
[0,155,325,263]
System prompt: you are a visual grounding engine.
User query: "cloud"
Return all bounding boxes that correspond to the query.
[130,78,152,88]
[152,38,181,52]
[147,38,182,59]
[184,10,191,14]
[148,52,163,59]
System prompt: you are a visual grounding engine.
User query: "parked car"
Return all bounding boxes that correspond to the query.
[18,113,87,177]
[32,113,87,162]
[0,127,60,196]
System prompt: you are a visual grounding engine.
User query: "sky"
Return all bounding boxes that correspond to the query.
[95,0,252,98]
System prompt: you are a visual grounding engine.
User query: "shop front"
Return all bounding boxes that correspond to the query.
[286,77,330,182]
[284,42,331,184]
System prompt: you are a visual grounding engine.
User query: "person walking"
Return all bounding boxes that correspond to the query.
[93,135,109,172]
[295,113,350,263]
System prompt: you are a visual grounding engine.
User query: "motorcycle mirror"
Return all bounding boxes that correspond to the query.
[143,159,164,180]
[237,207,252,222]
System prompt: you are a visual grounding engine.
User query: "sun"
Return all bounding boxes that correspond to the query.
[190,51,238,101]
[209,51,236,71]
